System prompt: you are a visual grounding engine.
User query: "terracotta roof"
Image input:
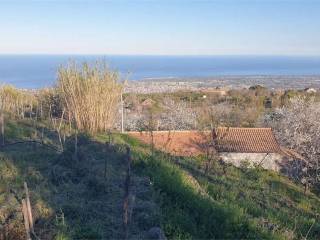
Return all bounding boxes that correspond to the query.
[214,127,282,153]
[141,98,155,107]
[280,147,304,160]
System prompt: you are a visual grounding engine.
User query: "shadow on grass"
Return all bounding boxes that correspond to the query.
[1,120,161,239]
[1,121,139,239]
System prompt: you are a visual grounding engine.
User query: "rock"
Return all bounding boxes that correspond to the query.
[147,227,167,240]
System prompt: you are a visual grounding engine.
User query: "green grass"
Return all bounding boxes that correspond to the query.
[0,120,158,239]
[119,134,320,240]
[1,119,320,239]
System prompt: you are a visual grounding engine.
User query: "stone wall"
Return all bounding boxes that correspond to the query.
[219,152,283,171]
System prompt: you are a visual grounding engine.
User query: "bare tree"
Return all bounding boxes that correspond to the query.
[195,130,218,174]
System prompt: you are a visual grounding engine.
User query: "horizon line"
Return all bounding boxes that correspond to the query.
[0,53,320,57]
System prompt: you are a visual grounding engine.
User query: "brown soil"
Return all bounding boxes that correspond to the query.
[128,131,211,156]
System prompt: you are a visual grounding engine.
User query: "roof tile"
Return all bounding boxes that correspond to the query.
[214,127,282,153]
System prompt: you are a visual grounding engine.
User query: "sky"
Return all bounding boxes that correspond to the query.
[0,0,319,56]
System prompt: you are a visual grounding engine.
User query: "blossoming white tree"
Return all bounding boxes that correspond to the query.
[264,97,320,191]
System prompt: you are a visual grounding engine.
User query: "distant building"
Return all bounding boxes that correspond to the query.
[214,127,303,171]
[249,85,266,91]
[304,88,317,93]
[199,89,227,96]
[141,98,155,108]
[263,97,272,109]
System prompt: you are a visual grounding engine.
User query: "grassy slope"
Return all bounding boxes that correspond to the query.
[0,120,159,239]
[1,119,320,239]
[117,134,320,240]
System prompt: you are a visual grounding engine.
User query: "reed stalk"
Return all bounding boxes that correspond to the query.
[57,61,123,134]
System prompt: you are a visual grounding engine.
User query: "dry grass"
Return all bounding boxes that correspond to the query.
[57,61,123,134]
[0,85,37,119]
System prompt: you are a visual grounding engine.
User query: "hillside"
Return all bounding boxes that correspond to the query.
[1,119,320,239]
[121,135,320,239]
[0,119,159,239]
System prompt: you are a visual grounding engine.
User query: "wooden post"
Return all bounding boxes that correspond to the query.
[41,127,44,143]
[24,182,34,233]
[22,199,31,240]
[104,143,110,179]
[121,92,124,133]
[74,128,78,161]
[104,157,107,180]
[123,146,132,239]
[126,146,131,177]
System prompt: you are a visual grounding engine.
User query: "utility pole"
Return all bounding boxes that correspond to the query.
[121,92,124,133]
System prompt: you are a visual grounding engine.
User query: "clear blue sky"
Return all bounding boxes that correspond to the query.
[0,0,319,55]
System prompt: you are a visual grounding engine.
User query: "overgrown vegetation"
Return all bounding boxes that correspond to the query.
[121,135,320,239]
[122,85,320,130]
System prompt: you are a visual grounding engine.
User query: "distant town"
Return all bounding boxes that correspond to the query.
[125,75,320,93]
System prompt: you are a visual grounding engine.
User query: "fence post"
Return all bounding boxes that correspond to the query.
[123,146,132,239]
[24,182,34,233]
[105,142,110,179]
[22,199,31,240]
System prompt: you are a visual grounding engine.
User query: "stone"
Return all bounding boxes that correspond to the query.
[147,227,167,240]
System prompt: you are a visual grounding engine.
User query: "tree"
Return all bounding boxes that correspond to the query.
[263,97,320,191]
[159,97,197,130]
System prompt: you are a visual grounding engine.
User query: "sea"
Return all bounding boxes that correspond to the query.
[0,55,319,89]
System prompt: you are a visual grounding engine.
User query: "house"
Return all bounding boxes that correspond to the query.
[304,88,317,94]
[134,98,156,112]
[213,127,302,171]
[263,97,272,109]
[141,98,155,108]
[199,88,227,96]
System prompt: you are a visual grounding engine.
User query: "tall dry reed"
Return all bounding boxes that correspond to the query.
[0,85,37,119]
[57,61,123,134]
